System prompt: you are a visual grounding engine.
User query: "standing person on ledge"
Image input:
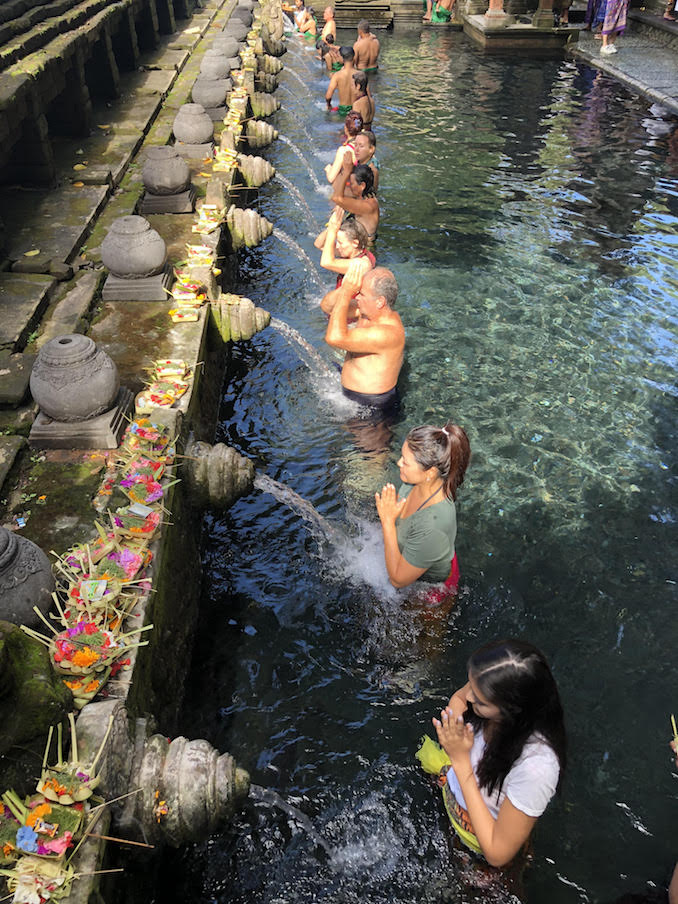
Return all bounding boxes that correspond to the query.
[326,47,357,116]
[325,259,404,410]
[320,5,336,41]
[375,423,469,590]
[353,19,380,72]
[599,0,629,54]
[416,639,567,868]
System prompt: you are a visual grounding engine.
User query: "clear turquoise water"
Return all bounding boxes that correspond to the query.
[158,29,678,904]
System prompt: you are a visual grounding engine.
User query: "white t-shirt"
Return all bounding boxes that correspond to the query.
[446,727,560,820]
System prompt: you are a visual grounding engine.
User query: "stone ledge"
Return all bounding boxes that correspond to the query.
[0,436,26,498]
[0,273,57,351]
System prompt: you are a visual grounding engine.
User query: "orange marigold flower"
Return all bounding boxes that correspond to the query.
[71,647,100,668]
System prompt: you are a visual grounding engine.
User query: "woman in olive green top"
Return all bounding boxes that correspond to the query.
[375,422,470,591]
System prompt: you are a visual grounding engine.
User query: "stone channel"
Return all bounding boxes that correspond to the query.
[0,0,289,900]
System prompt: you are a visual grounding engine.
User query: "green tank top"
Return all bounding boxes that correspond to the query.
[395,484,457,582]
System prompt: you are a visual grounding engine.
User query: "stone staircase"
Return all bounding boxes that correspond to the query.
[334,0,395,28]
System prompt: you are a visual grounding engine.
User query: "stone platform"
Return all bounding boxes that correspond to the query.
[463,13,581,51]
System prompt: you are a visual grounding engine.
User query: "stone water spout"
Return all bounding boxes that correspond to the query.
[250,92,280,118]
[226,204,274,248]
[184,437,255,509]
[77,701,250,848]
[237,153,275,187]
[212,292,271,341]
[245,119,278,149]
[259,53,284,75]
[255,71,278,94]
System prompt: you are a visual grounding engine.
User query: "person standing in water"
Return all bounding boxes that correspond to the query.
[351,71,375,130]
[353,19,380,71]
[417,639,567,868]
[325,259,404,410]
[375,423,469,589]
[325,46,357,116]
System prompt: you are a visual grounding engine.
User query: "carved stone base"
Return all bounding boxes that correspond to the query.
[139,187,197,214]
[29,387,134,450]
[174,141,214,159]
[102,265,173,302]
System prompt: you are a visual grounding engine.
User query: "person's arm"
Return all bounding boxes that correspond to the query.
[325,146,352,184]
[332,193,376,219]
[320,208,349,274]
[374,483,427,587]
[434,711,538,866]
[325,74,338,109]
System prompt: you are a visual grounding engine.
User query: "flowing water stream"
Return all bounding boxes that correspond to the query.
[157,27,678,904]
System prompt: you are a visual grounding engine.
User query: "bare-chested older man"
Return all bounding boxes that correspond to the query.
[325,259,404,409]
[353,19,380,72]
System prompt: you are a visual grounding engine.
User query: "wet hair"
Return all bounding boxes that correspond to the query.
[340,45,355,62]
[337,218,368,251]
[466,638,567,798]
[360,129,376,149]
[325,33,335,44]
[405,422,470,501]
[344,111,363,137]
[352,71,368,92]
[358,18,370,31]
[351,163,375,197]
[365,267,397,310]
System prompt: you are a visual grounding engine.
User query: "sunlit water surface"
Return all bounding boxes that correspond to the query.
[156,28,678,904]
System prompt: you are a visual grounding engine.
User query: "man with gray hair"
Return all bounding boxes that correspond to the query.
[353,19,380,72]
[325,259,404,409]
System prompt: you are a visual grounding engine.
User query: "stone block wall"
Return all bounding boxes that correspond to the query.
[0,0,199,187]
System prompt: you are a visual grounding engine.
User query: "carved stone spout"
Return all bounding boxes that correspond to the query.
[237,154,275,187]
[250,92,280,118]
[212,292,271,341]
[226,205,274,248]
[184,437,256,509]
[245,119,278,149]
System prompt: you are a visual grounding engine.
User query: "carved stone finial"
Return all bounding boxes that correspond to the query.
[30,335,120,422]
[0,529,55,629]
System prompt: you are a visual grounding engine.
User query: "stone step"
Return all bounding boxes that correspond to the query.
[0,273,57,352]
[0,435,26,499]
[335,0,395,27]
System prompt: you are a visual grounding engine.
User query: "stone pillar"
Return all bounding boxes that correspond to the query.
[5,112,56,188]
[84,29,121,99]
[135,0,161,50]
[111,7,141,72]
[172,0,191,21]
[46,46,93,138]
[531,0,555,26]
[155,0,176,35]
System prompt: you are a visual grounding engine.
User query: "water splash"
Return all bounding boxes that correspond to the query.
[272,227,325,288]
[253,473,340,544]
[278,134,324,193]
[249,784,332,858]
[269,316,337,381]
[274,173,320,230]
[284,65,315,94]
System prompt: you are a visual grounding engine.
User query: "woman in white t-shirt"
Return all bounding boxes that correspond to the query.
[417,639,567,867]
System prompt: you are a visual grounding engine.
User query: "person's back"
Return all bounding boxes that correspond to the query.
[353,19,380,71]
[325,47,356,115]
